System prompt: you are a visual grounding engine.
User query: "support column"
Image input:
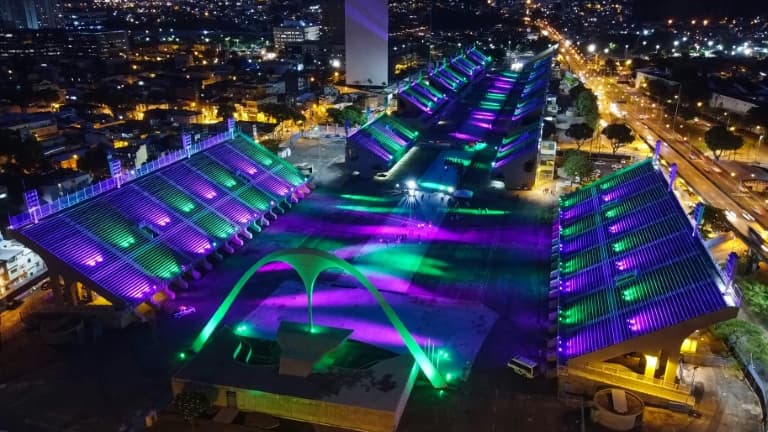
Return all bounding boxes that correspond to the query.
[50,273,64,304]
[657,349,669,380]
[664,351,680,384]
[66,281,78,305]
[643,353,659,379]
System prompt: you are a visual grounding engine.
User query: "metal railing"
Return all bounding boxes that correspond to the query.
[560,362,693,405]
[580,362,690,393]
[9,129,234,229]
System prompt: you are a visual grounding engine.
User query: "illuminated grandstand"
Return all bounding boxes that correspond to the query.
[9,121,309,313]
[553,159,739,400]
[345,113,420,177]
[348,47,492,178]
[398,77,449,115]
[347,45,554,190]
[488,48,555,189]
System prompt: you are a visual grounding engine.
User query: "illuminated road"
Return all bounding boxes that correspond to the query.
[540,21,768,249]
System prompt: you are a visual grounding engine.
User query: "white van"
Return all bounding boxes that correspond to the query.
[507,355,539,378]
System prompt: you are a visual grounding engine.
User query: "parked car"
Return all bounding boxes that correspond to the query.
[507,355,539,379]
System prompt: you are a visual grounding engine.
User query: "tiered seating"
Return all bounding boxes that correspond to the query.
[467,47,491,66]
[400,78,449,114]
[207,145,291,199]
[432,63,468,91]
[104,185,212,259]
[227,135,306,187]
[14,136,309,307]
[450,55,481,78]
[347,115,418,164]
[163,164,255,224]
[555,160,735,361]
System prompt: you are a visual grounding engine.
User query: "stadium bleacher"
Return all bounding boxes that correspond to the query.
[555,160,739,361]
[12,131,309,308]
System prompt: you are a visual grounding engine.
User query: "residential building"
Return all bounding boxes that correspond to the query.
[0,238,47,300]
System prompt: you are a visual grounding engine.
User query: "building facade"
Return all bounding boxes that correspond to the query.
[345,0,389,87]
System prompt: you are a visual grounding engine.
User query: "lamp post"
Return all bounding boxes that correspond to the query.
[587,44,596,72]
[691,365,699,386]
[754,128,765,163]
[671,84,682,133]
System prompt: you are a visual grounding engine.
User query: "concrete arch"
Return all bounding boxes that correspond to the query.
[191,248,447,388]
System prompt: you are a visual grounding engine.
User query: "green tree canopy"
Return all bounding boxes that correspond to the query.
[568,83,586,99]
[691,204,731,239]
[575,89,599,129]
[704,125,743,160]
[601,123,635,154]
[562,150,593,181]
[326,106,366,126]
[565,122,594,150]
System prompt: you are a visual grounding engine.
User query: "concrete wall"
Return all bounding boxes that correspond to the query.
[171,374,418,432]
[346,140,392,178]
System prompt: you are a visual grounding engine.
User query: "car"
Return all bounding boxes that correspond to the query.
[374,172,388,179]
[743,212,756,221]
[507,355,539,378]
[173,305,197,318]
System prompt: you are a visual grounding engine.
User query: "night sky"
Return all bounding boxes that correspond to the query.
[634,0,763,20]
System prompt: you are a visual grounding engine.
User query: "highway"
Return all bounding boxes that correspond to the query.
[539,21,768,251]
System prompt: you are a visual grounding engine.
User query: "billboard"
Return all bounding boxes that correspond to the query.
[345,0,388,87]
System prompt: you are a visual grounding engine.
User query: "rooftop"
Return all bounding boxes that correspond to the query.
[556,159,739,361]
[12,130,308,308]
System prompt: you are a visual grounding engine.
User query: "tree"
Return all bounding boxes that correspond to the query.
[77,147,109,175]
[259,103,306,123]
[704,125,743,160]
[691,204,731,239]
[747,106,768,131]
[0,130,45,171]
[173,391,210,425]
[568,83,586,99]
[601,123,635,154]
[326,106,365,126]
[562,150,593,181]
[575,89,599,129]
[542,120,556,140]
[565,123,594,150]
[217,101,236,121]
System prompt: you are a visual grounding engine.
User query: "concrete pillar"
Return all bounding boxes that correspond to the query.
[66,281,78,305]
[50,273,64,304]
[664,352,680,384]
[656,350,668,380]
[643,354,658,378]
